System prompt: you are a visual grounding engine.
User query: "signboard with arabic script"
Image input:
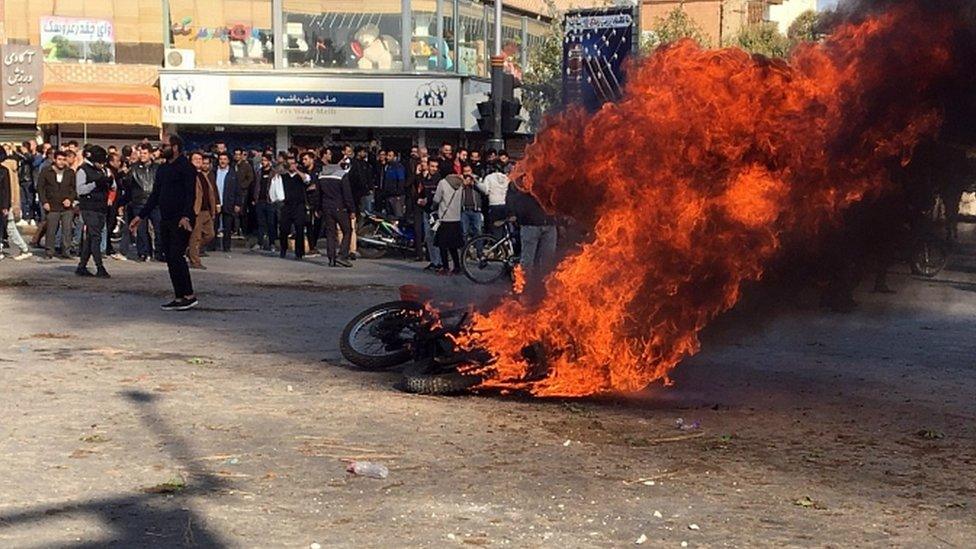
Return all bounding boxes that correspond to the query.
[1,45,43,124]
[161,73,462,128]
[40,16,115,63]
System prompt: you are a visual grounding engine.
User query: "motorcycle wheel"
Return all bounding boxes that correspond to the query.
[910,237,948,278]
[355,222,389,259]
[339,301,423,370]
[397,358,482,395]
[462,235,510,284]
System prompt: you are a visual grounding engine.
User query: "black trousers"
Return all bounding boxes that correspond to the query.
[324,208,352,260]
[161,219,194,299]
[279,207,306,258]
[105,206,117,256]
[79,210,106,269]
[218,212,235,251]
[306,211,322,251]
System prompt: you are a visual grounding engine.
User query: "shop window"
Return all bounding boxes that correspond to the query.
[411,0,455,72]
[168,0,274,68]
[281,0,405,70]
[454,0,487,77]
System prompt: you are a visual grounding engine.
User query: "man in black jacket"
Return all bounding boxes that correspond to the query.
[278,156,308,260]
[37,150,76,259]
[130,135,198,311]
[75,146,113,278]
[213,151,240,252]
[128,144,160,261]
[318,162,355,267]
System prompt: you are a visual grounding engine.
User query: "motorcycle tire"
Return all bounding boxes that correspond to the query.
[340,301,423,370]
[397,358,481,395]
[909,237,948,278]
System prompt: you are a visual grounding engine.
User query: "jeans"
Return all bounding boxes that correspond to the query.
[488,205,508,239]
[424,215,441,267]
[78,210,106,269]
[519,224,558,279]
[162,219,194,299]
[135,206,162,260]
[255,202,277,250]
[45,210,74,256]
[2,210,29,254]
[461,210,483,242]
[19,183,33,222]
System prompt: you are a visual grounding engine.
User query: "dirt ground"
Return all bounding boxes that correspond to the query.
[0,245,974,548]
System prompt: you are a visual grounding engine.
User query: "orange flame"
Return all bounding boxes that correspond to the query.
[512,264,526,295]
[459,3,961,396]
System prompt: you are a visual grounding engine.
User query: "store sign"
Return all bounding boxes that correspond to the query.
[1,45,43,124]
[40,16,116,63]
[161,73,462,128]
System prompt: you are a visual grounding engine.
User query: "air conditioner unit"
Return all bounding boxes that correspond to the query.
[164,48,195,69]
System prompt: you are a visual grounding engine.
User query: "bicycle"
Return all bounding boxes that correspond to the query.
[461,220,520,284]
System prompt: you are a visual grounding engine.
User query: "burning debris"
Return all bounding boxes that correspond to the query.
[456,1,976,396]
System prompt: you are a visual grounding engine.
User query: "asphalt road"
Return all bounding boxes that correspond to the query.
[0,249,974,547]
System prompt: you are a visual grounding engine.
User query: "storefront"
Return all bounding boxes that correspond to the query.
[161,70,465,150]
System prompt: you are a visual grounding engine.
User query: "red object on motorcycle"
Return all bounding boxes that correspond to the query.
[399,284,433,303]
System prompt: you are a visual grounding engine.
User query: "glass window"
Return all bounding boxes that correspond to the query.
[169,0,274,68]
[501,12,522,81]
[524,17,548,71]
[411,0,455,72]
[282,1,404,70]
[3,1,164,64]
[455,0,487,77]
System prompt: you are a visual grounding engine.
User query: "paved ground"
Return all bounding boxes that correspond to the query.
[0,244,974,548]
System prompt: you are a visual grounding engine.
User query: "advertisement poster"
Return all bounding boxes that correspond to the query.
[40,16,115,63]
[562,7,635,111]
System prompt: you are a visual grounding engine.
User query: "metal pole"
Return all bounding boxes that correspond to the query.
[487,0,504,151]
[435,0,444,70]
[402,0,412,70]
[453,0,460,72]
[272,0,284,69]
[162,0,172,49]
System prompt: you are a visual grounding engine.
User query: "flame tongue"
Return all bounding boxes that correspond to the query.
[460,2,966,397]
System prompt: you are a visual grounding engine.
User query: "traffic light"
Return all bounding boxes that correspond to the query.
[475,97,523,135]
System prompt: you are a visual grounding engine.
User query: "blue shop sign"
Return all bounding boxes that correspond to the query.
[230,90,384,108]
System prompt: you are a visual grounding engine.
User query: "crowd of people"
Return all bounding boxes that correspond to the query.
[0,136,557,306]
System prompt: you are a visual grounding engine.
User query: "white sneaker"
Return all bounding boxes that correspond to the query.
[111,253,128,261]
[13,251,32,261]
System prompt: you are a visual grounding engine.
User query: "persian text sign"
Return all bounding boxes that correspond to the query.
[1,45,42,123]
[40,16,115,63]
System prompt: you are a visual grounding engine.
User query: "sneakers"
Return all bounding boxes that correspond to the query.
[161,297,198,311]
[75,266,94,277]
[13,251,33,261]
[110,253,128,261]
[95,267,111,279]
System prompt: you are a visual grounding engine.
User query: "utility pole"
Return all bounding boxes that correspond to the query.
[487,0,505,152]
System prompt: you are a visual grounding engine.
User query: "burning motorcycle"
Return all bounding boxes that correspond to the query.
[339,286,487,394]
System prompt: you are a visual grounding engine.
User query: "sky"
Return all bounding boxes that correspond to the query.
[819,0,840,9]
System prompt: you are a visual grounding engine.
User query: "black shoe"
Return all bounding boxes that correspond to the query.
[161,299,181,311]
[75,266,94,277]
[423,263,437,271]
[336,259,352,268]
[95,267,111,279]
[161,297,198,311]
[328,258,337,267]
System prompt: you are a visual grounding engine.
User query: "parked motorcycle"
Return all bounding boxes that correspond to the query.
[355,212,417,259]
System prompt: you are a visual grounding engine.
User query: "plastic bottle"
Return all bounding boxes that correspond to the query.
[346,461,389,479]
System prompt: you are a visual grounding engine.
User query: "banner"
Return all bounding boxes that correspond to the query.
[161,73,462,128]
[562,7,635,111]
[1,45,42,124]
[40,16,115,63]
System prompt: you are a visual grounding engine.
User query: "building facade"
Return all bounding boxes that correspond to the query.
[640,0,816,46]
[0,0,557,149]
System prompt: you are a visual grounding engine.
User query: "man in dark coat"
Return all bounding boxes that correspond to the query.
[36,150,77,259]
[277,156,308,260]
[318,162,355,267]
[75,145,113,278]
[130,135,199,311]
[213,151,240,252]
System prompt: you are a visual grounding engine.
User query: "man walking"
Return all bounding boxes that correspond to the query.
[214,152,240,252]
[129,144,160,262]
[275,156,308,260]
[75,145,113,278]
[318,161,354,267]
[37,150,76,259]
[187,151,218,269]
[130,135,198,311]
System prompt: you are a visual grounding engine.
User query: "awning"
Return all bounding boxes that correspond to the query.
[37,84,161,128]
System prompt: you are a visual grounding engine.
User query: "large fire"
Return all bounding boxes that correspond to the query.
[460,1,973,396]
